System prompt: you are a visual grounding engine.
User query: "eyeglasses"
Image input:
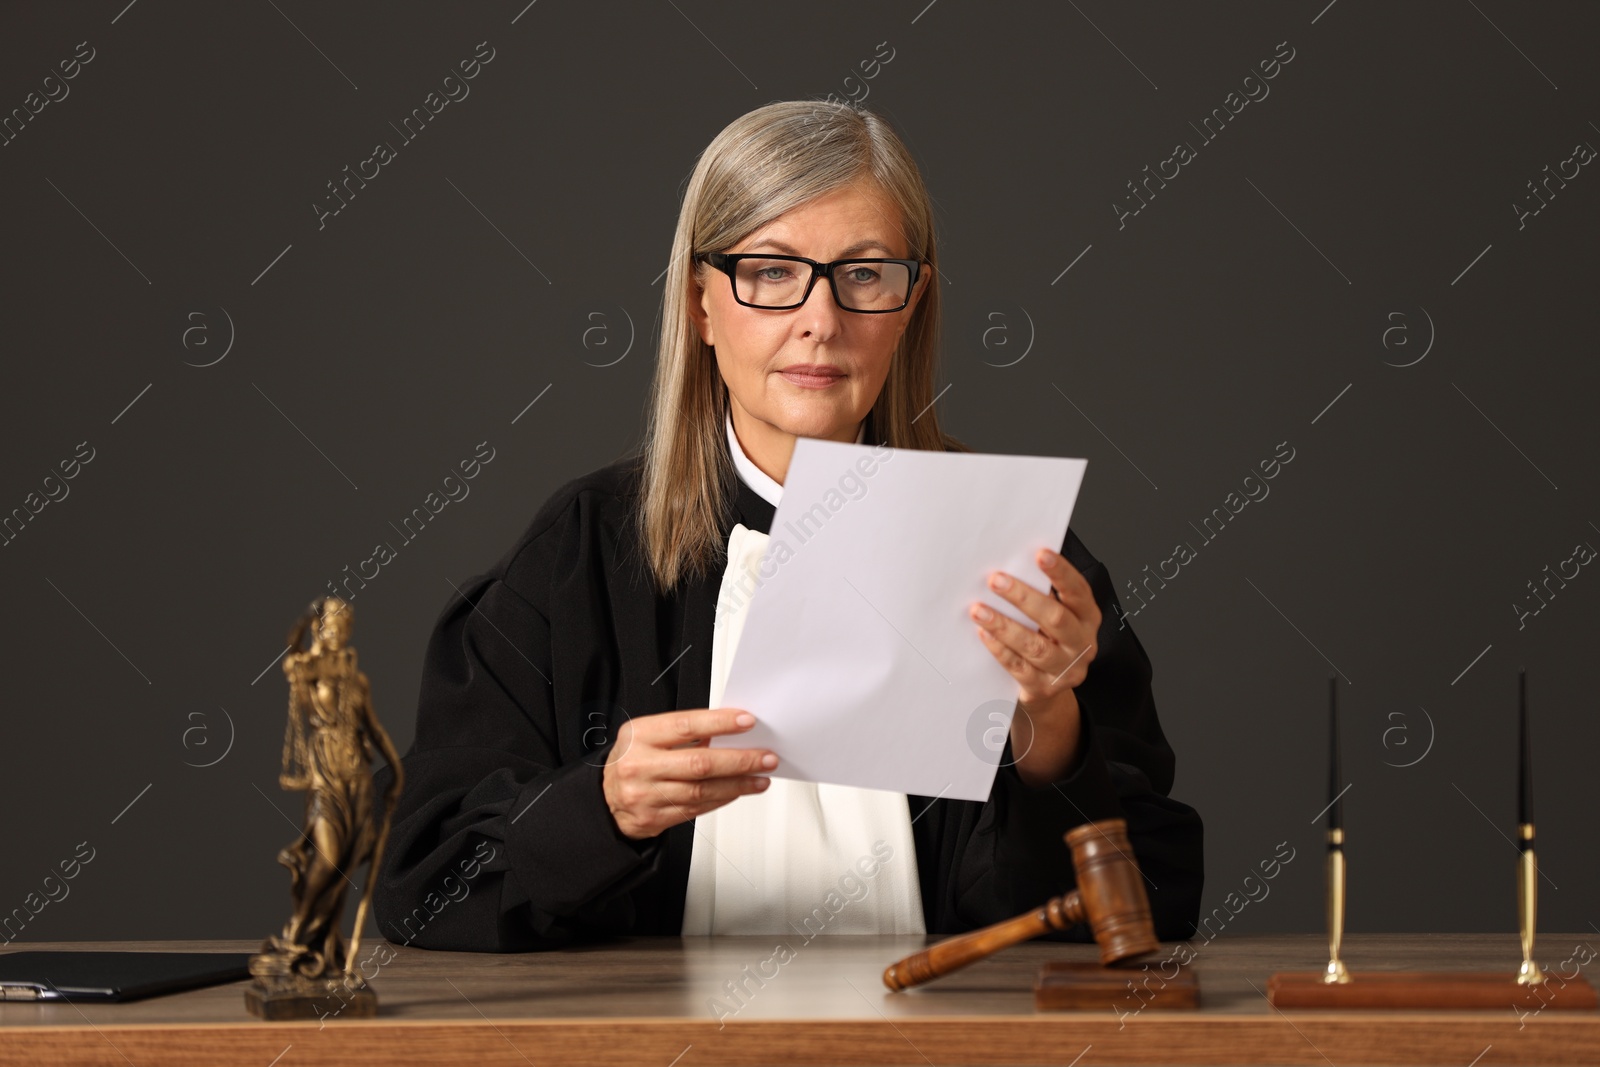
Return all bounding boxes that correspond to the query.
[694,252,923,313]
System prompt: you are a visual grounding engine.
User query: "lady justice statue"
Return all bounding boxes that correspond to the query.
[246,596,404,1020]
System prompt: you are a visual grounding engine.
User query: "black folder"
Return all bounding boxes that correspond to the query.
[0,950,251,1002]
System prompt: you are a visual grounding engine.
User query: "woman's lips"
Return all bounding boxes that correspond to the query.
[778,368,845,389]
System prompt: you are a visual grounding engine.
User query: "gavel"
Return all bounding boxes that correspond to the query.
[883,817,1158,991]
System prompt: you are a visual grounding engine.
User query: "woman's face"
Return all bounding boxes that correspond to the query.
[316,605,351,649]
[690,179,929,449]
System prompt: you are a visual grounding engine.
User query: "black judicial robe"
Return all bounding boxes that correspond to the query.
[372,452,1204,951]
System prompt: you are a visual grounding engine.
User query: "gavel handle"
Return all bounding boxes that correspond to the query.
[882,892,1084,991]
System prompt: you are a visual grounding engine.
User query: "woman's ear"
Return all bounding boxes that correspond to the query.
[687,275,715,346]
[896,267,931,334]
[903,263,931,318]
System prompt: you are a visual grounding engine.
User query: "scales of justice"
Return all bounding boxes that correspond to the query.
[245,597,404,1020]
[879,672,1597,1016]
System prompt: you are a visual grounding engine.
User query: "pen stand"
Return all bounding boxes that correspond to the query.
[1273,673,1599,1012]
[1267,969,1597,1011]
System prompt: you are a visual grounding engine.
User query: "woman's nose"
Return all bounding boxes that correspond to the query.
[794,270,845,336]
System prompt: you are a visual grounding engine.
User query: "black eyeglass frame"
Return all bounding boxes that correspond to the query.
[693,251,925,314]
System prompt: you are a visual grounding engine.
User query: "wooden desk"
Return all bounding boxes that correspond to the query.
[1,933,1595,1066]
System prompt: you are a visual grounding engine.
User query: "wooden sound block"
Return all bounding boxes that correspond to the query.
[1267,971,1599,1011]
[1035,961,1199,1011]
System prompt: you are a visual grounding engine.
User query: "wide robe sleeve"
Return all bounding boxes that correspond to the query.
[907,528,1205,942]
[371,479,668,952]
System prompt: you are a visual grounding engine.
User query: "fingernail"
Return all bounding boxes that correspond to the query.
[973,604,993,621]
[1040,548,1058,565]
[991,573,1011,591]
[755,777,771,789]
[761,753,778,769]
[736,712,755,727]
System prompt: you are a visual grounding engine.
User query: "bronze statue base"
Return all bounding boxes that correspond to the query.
[244,974,378,1021]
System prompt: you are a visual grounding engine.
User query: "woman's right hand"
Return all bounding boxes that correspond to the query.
[602,708,777,840]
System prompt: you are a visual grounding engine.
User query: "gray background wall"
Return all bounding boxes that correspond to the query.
[1,1,1594,946]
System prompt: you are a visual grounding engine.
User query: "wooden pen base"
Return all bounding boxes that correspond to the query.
[1035,961,1200,1011]
[1267,971,1599,1011]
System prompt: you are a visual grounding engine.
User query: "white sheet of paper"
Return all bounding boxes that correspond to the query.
[711,438,1088,801]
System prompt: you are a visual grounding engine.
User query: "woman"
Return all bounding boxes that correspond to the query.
[373,100,1203,951]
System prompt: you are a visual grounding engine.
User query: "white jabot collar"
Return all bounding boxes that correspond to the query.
[725,410,866,508]
[682,440,926,937]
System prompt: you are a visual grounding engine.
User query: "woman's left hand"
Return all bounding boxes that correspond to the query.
[969,546,1100,784]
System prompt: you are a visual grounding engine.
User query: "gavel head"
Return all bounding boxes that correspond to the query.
[1064,817,1160,965]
